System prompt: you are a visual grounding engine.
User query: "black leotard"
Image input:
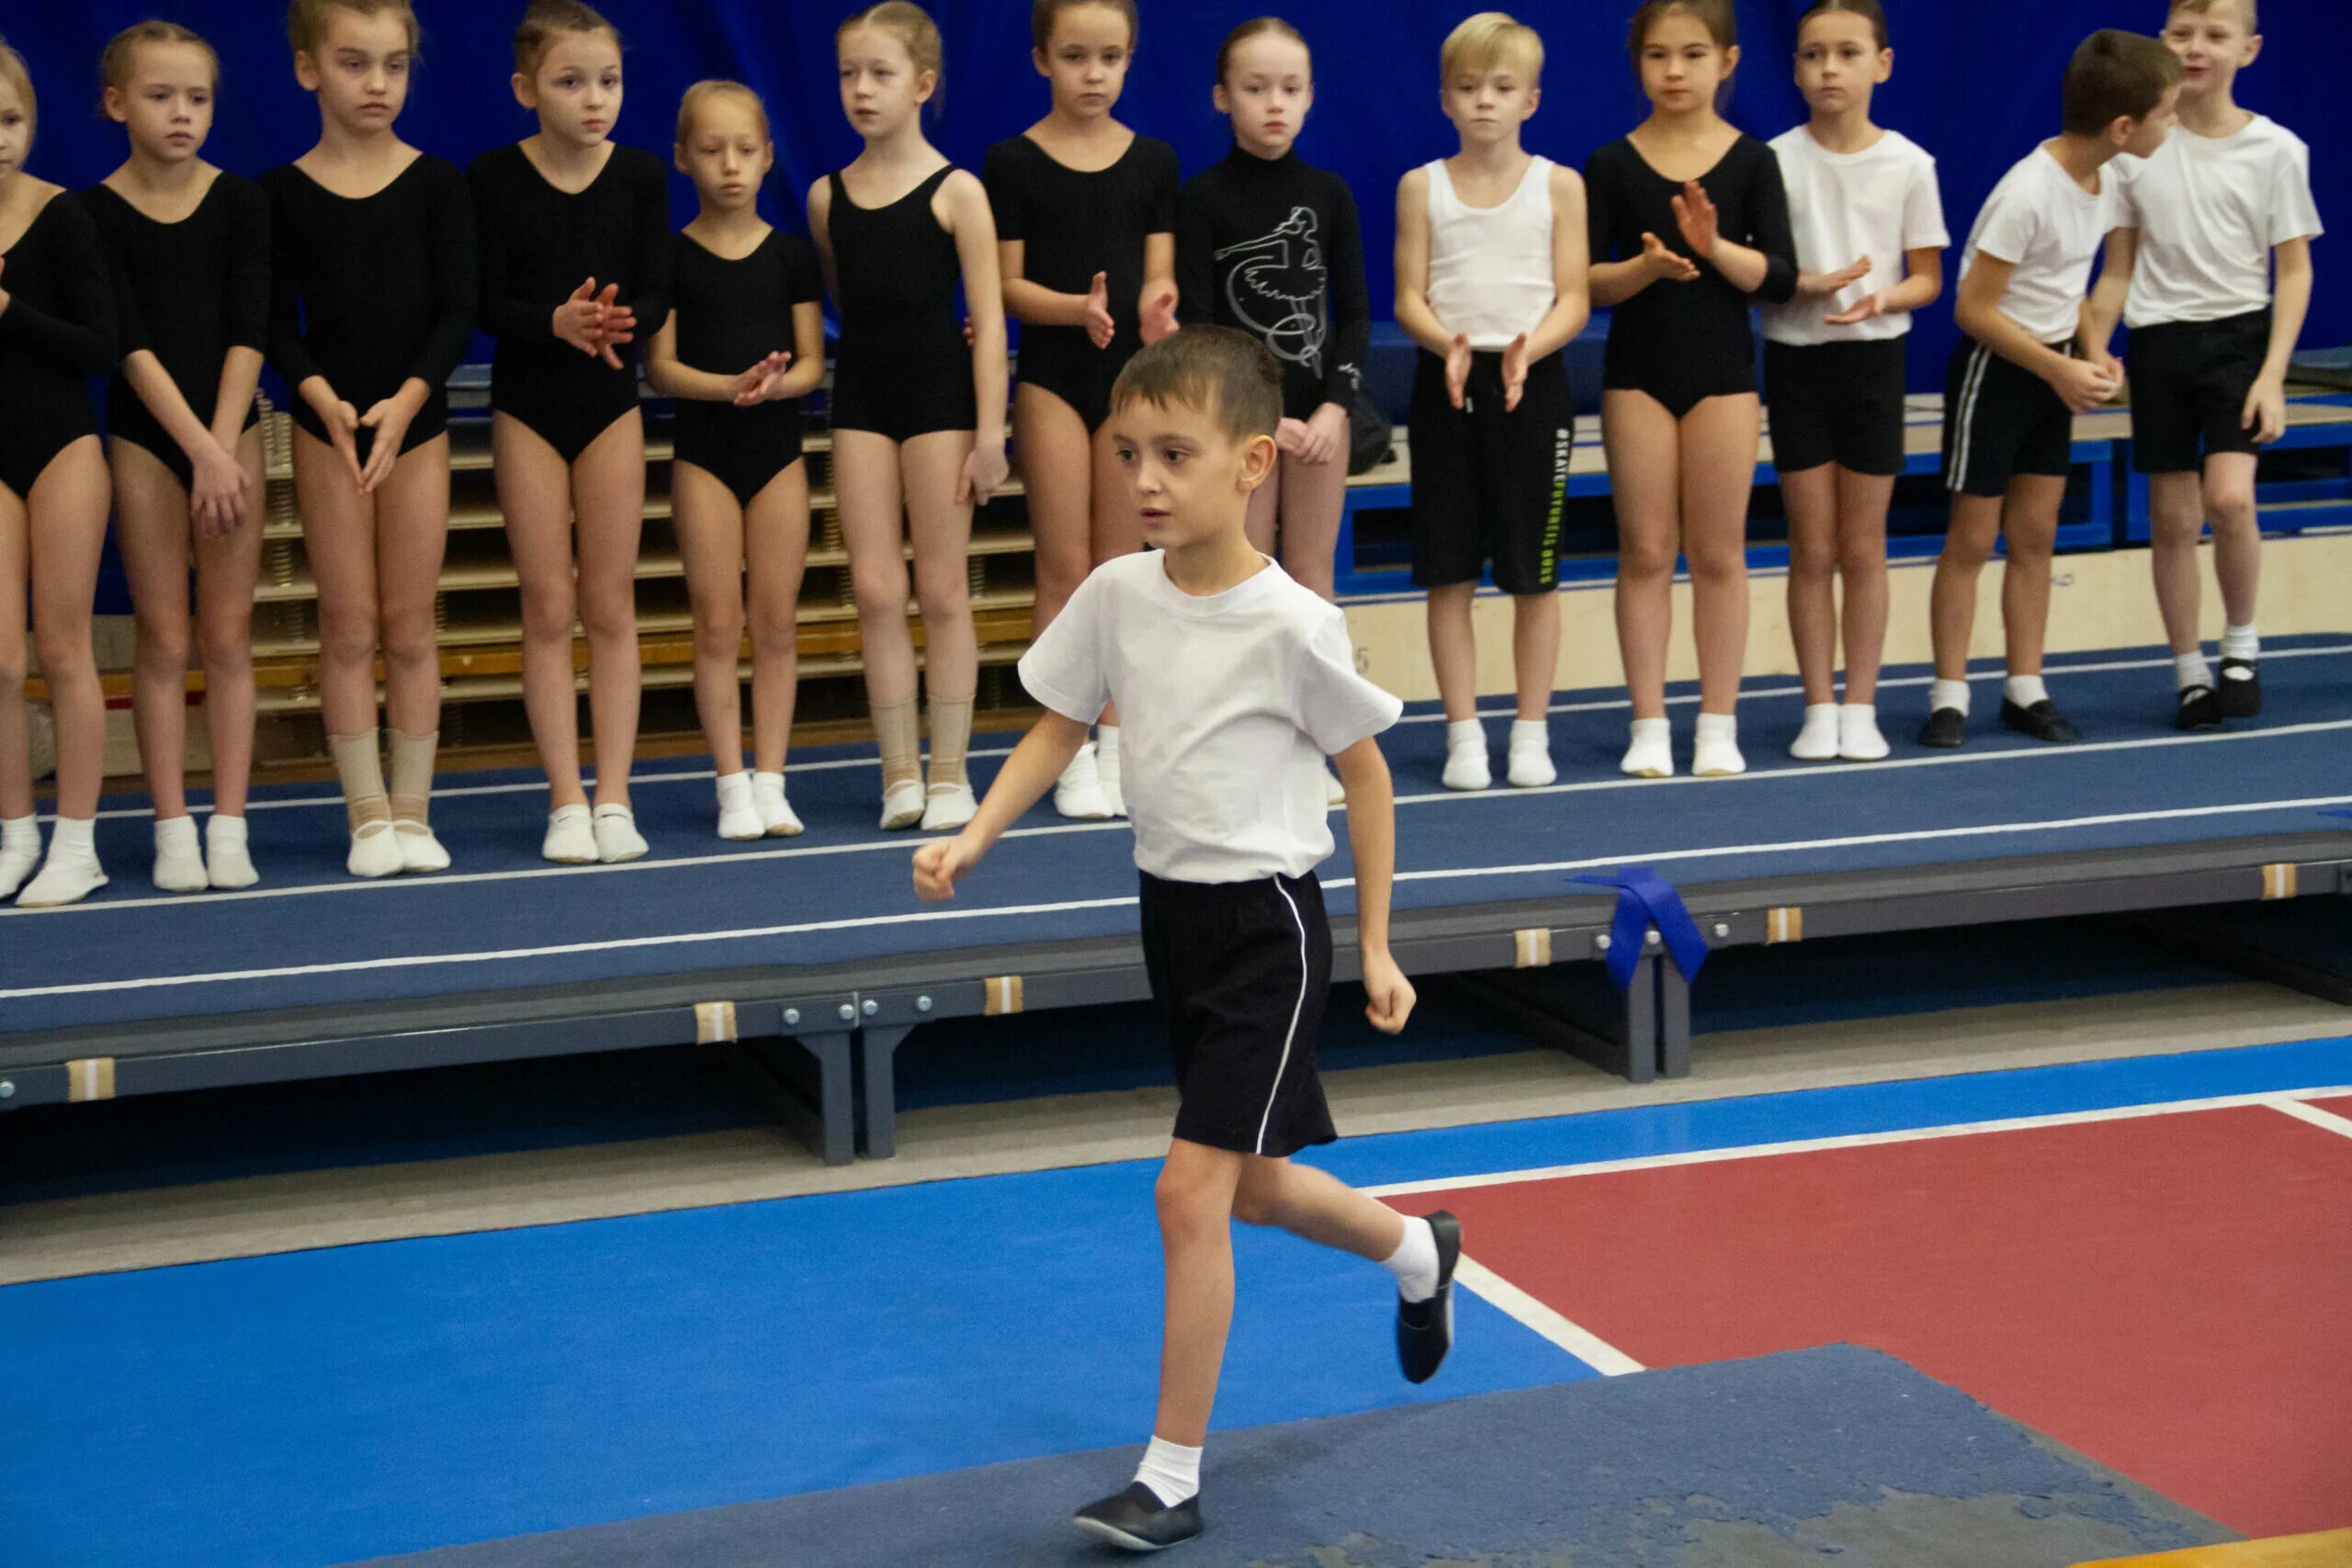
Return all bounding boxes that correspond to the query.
[469,142,673,465]
[823,165,977,443]
[1583,134,1798,418]
[263,155,477,462]
[1175,144,1369,422]
[84,174,270,491]
[670,227,823,507]
[0,194,117,501]
[983,132,1178,433]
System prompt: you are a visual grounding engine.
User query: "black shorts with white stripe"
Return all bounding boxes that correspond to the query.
[1140,869,1338,1159]
[1941,337,2075,499]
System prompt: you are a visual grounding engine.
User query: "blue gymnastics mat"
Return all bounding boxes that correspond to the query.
[5,640,2350,1034]
[355,1345,2231,1568]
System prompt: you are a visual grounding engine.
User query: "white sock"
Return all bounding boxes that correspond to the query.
[1506,717,1554,787]
[1929,678,1972,716]
[1838,704,1891,761]
[2005,674,2049,709]
[1442,718,1491,790]
[49,815,98,864]
[1621,716,1673,778]
[153,815,207,891]
[1791,704,1840,761]
[1096,725,1122,775]
[715,771,762,840]
[1508,718,1548,754]
[0,814,39,898]
[2221,623,2258,662]
[206,813,259,889]
[2175,652,2214,692]
[1382,1213,1442,1303]
[1692,710,1746,776]
[1134,1436,1203,1509]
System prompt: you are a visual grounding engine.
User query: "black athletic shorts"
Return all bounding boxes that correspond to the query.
[1408,348,1573,595]
[1139,869,1338,1159]
[2128,309,2270,474]
[1765,337,1908,478]
[1942,338,2075,499]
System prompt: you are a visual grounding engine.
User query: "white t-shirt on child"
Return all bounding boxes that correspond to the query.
[1959,145,2119,344]
[1018,551,1403,885]
[1761,126,1949,347]
[2115,116,2323,328]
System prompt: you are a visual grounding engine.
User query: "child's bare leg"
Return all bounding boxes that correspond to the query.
[1150,1138,1244,1448]
[1232,1153,1404,1260]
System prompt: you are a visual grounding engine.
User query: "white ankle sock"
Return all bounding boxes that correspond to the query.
[1506,718,1555,787]
[1,813,40,889]
[1134,1436,1203,1509]
[1382,1213,1442,1303]
[2175,652,2214,691]
[206,813,259,890]
[2221,623,2259,662]
[1442,719,1490,790]
[1621,716,1673,778]
[153,815,208,892]
[1692,711,1746,777]
[715,771,762,840]
[49,815,98,864]
[1838,705,1891,761]
[1929,678,1972,716]
[1791,704,1840,761]
[2005,674,2049,708]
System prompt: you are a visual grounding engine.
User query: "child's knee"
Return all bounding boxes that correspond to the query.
[1155,1159,1234,1235]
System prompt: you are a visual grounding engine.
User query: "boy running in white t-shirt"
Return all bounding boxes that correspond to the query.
[914,327,1453,1554]
[1924,30,2181,750]
[2086,0,2321,729]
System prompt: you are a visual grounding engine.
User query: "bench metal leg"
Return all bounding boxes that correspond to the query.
[858,1023,916,1159]
[1448,955,1659,1085]
[727,1030,856,1167]
[1656,959,1692,1079]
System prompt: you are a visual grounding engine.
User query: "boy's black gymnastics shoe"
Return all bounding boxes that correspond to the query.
[1397,1210,1463,1385]
[2218,657,2262,719]
[2175,684,2222,731]
[1073,1483,1203,1552]
[1917,708,1967,749]
[1999,698,2080,744]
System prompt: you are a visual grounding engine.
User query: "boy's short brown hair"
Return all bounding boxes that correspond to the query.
[2170,0,2256,34]
[1111,328,1283,445]
[2062,28,2183,136]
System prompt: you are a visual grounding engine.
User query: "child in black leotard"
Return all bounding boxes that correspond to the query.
[0,40,119,908]
[1177,17,1369,807]
[1176,20,1368,609]
[266,0,473,882]
[645,82,826,842]
[812,3,1010,834]
[982,0,1179,824]
[472,1,673,867]
[87,22,269,896]
[1586,0,1796,781]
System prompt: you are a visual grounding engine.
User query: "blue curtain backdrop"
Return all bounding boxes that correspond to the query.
[6,0,2342,396]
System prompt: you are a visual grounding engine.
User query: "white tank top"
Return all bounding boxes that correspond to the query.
[1425,155,1556,350]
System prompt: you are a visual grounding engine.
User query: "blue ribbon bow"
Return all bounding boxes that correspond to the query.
[1572,867,1710,990]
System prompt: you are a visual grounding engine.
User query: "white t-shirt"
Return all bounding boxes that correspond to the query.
[1018,551,1403,885]
[1959,145,2119,344]
[1760,127,1949,346]
[2115,115,2323,328]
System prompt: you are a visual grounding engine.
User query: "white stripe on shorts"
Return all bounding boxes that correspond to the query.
[1949,343,1992,493]
[1257,879,1312,1156]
